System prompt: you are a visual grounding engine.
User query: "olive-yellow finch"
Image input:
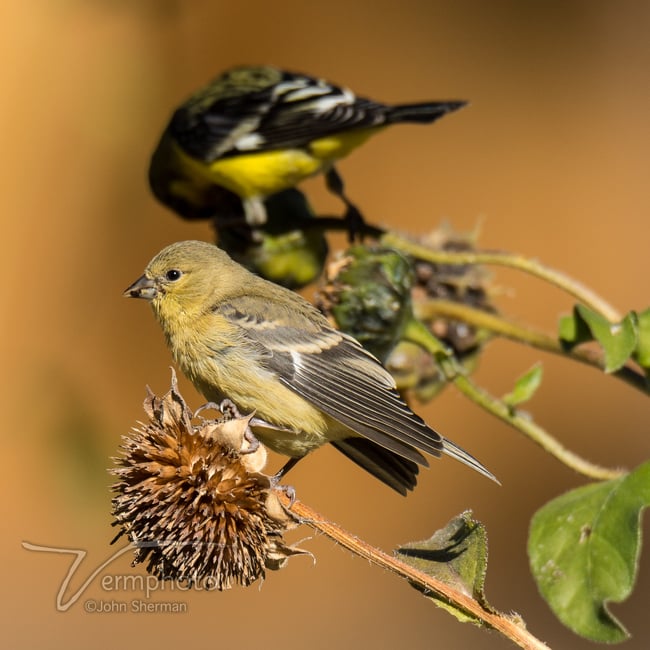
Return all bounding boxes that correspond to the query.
[125,240,494,494]
[149,66,466,228]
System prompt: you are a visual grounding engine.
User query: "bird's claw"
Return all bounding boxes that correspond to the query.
[272,481,297,508]
[217,398,241,420]
[241,427,260,455]
[193,401,223,418]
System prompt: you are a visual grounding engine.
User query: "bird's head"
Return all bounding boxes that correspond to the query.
[124,240,242,320]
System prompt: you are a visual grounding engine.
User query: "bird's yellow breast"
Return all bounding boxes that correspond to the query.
[307,126,382,159]
[172,127,383,200]
[208,150,323,198]
[158,306,337,457]
[189,353,336,457]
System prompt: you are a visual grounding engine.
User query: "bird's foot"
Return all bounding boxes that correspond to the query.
[342,202,367,243]
[193,401,223,418]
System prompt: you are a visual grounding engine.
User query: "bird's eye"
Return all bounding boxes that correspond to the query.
[165,269,182,282]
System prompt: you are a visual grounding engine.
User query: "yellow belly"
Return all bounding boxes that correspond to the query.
[308,127,381,159]
[167,326,336,457]
[208,149,324,197]
[172,127,383,200]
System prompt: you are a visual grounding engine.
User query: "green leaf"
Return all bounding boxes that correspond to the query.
[559,305,638,372]
[577,305,638,372]
[558,310,593,347]
[528,462,650,642]
[502,363,543,407]
[633,308,650,370]
[396,511,495,624]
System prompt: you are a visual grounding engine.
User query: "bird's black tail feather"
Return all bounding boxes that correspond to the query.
[386,101,467,125]
[331,438,423,496]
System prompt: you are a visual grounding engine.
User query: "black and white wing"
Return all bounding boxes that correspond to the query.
[216,296,495,491]
[169,66,465,162]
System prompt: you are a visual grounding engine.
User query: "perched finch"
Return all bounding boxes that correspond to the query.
[149,65,466,234]
[125,240,494,494]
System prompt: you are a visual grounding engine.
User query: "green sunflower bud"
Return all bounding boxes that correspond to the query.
[320,246,414,362]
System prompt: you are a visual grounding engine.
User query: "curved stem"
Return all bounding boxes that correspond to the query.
[450,373,625,481]
[415,299,649,395]
[282,495,550,650]
[380,232,622,323]
[402,318,626,481]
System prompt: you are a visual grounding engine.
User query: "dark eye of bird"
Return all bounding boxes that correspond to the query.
[166,269,182,282]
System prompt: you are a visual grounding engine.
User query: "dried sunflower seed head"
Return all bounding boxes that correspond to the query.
[110,371,305,590]
[411,223,495,358]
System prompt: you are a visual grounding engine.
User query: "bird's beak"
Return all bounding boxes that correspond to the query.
[123,275,158,301]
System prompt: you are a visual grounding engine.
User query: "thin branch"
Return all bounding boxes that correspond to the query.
[380,232,623,323]
[402,318,627,482]
[450,373,626,481]
[282,495,550,650]
[414,298,649,395]
[302,215,622,324]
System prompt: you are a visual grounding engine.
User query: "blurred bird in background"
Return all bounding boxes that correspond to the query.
[215,188,329,289]
[124,240,496,494]
[148,65,466,239]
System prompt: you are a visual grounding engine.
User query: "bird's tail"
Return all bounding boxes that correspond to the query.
[386,101,467,125]
[442,437,500,484]
[331,438,422,496]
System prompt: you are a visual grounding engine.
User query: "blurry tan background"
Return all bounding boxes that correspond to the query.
[3,1,649,648]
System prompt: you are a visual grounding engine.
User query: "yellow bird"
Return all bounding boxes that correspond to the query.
[125,240,495,494]
[149,66,466,233]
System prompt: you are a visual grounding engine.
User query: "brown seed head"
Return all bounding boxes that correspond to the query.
[110,371,303,590]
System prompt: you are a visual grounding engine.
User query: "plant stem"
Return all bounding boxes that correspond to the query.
[281,495,550,650]
[402,318,626,481]
[451,373,625,481]
[415,298,649,395]
[381,233,622,323]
